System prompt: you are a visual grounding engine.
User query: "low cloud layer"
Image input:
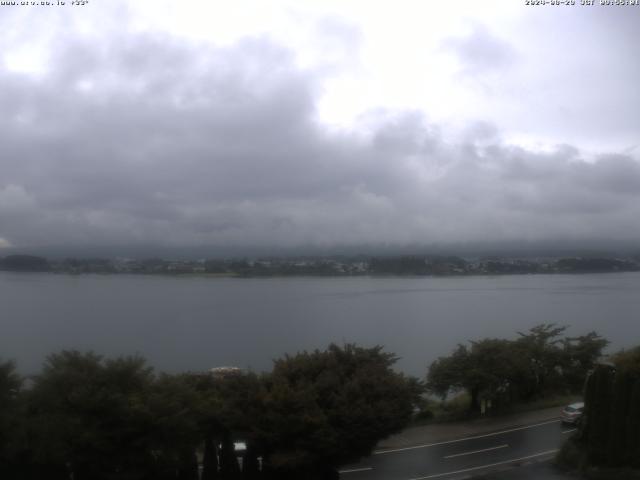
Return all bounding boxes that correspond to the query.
[1,6,639,250]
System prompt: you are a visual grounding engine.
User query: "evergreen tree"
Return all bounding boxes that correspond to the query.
[627,381,640,467]
[584,365,614,465]
[582,350,640,469]
[0,360,23,479]
[201,436,220,480]
[219,432,241,478]
[177,449,199,480]
[242,443,260,479]
[257,344,422,476]
[427,324,608,413]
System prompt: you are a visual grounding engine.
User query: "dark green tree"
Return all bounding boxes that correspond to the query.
[427,325,608,414]
[201,436,220,480]
[242,444,260,479]
[146,373,207,479]
[427,345,469,400]
[26,351,157,479]
[427,340,522,413]
[583,365,615,466]
[256,344,422,479]
[515,324,567,398]
[612,347,640,467]
[561,332,609,392]
[219,432,241,479]
[0,360,23,479]
[612,345,640,372]
[579,347,640,468]
[183,369,261,479]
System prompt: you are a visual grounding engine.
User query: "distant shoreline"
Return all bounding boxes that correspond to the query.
[2,253,639,278]
[2,269,640,279]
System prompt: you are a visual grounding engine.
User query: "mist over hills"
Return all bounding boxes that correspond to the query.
[2,238,639,261]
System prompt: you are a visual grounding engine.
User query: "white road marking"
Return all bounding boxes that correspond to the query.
[562,428,577,434]
[408,449,559,479]
[339,467,373,474]
[443,444,509,459]
[374,418,561,455]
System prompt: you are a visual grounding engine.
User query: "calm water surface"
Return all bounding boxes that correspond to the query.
[1,272,639,376]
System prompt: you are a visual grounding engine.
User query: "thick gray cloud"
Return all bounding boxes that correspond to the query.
[1,13,640,250]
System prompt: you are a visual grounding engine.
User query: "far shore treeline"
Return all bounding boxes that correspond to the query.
[0,325,618,479]
[1,253,640,276]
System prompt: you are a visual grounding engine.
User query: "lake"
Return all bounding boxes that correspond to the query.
[1,272,639,377]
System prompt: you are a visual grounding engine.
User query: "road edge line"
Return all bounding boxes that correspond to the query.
[443,443,509,459]
[407,449,559,479]
[374,418,561,455]
[339,467,373,474]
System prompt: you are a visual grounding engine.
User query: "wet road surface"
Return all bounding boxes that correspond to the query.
[339,419,576,480]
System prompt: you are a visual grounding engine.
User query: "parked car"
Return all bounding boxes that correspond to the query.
[561,402,584,425]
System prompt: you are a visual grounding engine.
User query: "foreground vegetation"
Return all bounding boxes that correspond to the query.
[426,324,608,414]
[0,326,616,479]
[0,344,421,480]
[557,346,640,478]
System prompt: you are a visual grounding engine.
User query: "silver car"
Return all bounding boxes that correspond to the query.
[561,402,584,424]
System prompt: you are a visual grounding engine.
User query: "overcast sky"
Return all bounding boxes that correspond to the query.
[1,0,639,250]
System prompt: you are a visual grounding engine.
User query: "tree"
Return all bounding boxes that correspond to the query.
[427,340,521,413]
[219,432,241,479]
[573,345,640,469]
[256,344,422,479]
[612,345,640,373]
[612,346,640,467]
[146,373,211,480]
[26,351,156,479]
[0,360,23,479]
[427,325,609,414]
[561,332,609,391]
[427,345,469,400]
[210,372,261,479]
[515,324,568,398]
[182,369,262,479]
[242,443,260,480]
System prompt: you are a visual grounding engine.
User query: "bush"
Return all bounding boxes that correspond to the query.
[556,437,587,472]
[414,409,434,422]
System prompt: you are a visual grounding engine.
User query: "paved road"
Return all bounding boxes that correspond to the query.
[339,419,576,480]
[476,461,580,480]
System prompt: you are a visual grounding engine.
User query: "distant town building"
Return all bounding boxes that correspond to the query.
[209,366,244,377]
